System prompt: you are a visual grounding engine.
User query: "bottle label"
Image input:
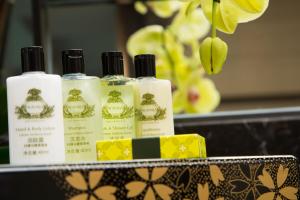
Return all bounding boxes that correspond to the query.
[135,82,174,137]
[62,80,101,162]
[101,85,135,140]
[15,88,54,119]
[136,93,166,121]
[7,77,65,164]
[102,90,134,119]
[63,89,95,119]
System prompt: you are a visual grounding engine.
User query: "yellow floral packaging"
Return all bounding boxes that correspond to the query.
[96,134,206,161]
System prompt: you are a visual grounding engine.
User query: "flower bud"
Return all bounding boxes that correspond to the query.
[200,37,228,75]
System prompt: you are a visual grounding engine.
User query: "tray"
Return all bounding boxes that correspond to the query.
[0,155,299,199]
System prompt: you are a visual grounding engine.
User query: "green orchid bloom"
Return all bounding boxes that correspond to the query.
[127,25,186,81]
[134,0,182,18]
[233,0,268,14]
[134,2,148,15]
[173,71,220,113]
[230,0,269,23]
[201,0,239,34]
[170,5,210,44]
[201,0,269,34]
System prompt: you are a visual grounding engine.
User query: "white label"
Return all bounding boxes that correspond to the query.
[136,79,174,137]
[7,74,65,165]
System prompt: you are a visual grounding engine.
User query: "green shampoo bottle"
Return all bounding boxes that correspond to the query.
[62,49,101,163]
[100,52,136,140]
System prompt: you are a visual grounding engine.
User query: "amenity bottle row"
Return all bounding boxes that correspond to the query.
[6,46,174,165]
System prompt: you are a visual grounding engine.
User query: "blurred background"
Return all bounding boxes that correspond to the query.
[1,0,300,162]
[0,0,300,163]
[1,0,300,111]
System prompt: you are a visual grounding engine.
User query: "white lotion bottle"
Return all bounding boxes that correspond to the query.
[134,54,174,137]
[6,46,65,165]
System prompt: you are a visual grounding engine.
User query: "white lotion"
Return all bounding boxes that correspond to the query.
[134,54,174,137]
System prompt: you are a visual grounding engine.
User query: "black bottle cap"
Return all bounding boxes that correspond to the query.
[134,54,156,78]
[101,51,124,76]
[62,49,85,74]
[21,46,45,73]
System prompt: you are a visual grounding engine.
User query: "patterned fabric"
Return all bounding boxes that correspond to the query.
[50,156,300,200]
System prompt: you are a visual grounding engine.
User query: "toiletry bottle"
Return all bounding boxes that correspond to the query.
[100,52,136,139]
[134,54,174,137]
[6,46,65,165]
[62,49,101,163]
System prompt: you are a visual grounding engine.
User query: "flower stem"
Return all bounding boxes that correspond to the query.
[212,0,218,38]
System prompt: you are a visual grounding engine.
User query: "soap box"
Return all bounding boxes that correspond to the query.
[96,134,206,161]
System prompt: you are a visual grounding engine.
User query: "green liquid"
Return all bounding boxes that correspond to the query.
[100,76,136,140]
[62,75,101,162]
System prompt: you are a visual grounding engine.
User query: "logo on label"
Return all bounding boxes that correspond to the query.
[102,90,134,119]
[15,88,54,119]
[136,93,166,121]
[63,89,95,118]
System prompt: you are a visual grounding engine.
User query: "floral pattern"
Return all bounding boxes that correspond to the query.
[125,167,174,200]
[209,165,225,187]
[52,157,299,200]
[198,165,225,200]
[198,183,224,200]
[257,165,298,200]
[65,171,117,200]
[229,164,268,199]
